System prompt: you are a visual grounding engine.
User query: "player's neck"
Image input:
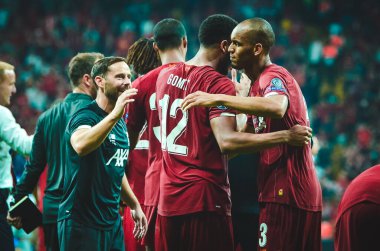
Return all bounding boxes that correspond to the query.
[246,56,272,82]
[160,49,185,65]
[96,93,115,114]
[187,46,220,68]
[73,85,91,96]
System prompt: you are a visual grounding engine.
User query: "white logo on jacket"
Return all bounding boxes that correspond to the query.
[106,149,129,167]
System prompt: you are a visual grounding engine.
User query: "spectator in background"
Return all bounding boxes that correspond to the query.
[0,61,33,251]
[8,52,104,251]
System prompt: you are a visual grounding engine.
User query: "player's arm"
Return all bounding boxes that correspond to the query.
[210,116,311,155]
[120,173,147,239]
[71,89,137,156]
[182,92,288,118]
[13,116,47,202]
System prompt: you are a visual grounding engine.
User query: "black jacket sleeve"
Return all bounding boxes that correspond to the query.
[13,115,47,202]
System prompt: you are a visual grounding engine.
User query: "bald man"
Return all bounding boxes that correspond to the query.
[181,18,322,251]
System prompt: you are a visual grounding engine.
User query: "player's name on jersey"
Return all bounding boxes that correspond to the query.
[167,74,189,91]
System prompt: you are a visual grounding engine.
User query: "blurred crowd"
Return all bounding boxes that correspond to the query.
[1,0,380,246]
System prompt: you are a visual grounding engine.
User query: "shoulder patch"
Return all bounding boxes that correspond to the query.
[271,78,283,88]
[216,105,228,110]
[269,77,287,92]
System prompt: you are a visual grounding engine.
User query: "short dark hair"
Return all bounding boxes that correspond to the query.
[91,56,127,80]
[67,52,104,87]
[126,37,161,75]
[198,14,238,47]
[153,18,186,51]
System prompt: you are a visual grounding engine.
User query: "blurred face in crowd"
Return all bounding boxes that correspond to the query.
[0,70,16,106]
[228,25,256,71]
[103,62,132,103]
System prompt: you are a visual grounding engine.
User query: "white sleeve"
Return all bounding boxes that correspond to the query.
[0,106,34,155]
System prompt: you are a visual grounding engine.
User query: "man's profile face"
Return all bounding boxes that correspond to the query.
[0,70,16,106]
[228,27,255,70]
[103,61,132,102]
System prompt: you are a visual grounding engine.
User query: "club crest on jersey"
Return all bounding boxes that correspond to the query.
[109,134,116,145]
[270,78,286,92]
[106,148,129,167]
[253,116,267,133]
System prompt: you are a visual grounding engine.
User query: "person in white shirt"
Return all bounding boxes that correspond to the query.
[0,61,33,251]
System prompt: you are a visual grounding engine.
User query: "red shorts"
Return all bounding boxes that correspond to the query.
[155,212,234,251]
[335,202,380,251]
[122,206,145,251]
[141,205,157,248]
[258,203,321,251]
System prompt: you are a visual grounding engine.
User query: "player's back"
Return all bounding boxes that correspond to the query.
[155,62,236,217]
[336,164,380,220]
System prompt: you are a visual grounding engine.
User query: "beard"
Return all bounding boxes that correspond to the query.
[104,82,119,103]
[216,54,231,76]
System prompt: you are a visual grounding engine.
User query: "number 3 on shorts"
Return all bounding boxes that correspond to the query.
[259,223,268,248]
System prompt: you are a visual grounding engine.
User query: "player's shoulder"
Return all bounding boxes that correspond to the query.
[261,64,292,78]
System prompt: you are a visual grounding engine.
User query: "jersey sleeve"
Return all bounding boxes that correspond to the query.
[207,75,237,120]
[260,74,289,98]
[67,108,98,136]
[126,77,147,132]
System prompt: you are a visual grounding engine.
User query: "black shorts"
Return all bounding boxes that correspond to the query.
[58,217,124,251]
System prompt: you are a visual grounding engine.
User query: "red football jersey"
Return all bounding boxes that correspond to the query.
[127,64,177,207]
[336,164,380,221]
[249,64,322,212]
[125,126,148,204]
[155,63,236,217]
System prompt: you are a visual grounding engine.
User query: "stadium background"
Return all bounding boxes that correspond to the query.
[1,0,379,250]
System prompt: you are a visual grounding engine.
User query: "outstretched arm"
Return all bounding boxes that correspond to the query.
[71,88,137,156]
[182,92,288,118]
[210,116,311,155]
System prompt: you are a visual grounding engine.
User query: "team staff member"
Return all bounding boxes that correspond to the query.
[182,18,322,250]
[57,57,146,251]
[8,53,104,251]
[127,18,187,251]
[0,61,33,251]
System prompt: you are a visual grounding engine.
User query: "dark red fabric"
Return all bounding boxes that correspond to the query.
[156,63,236,217]
[258,203,321,251]
[122,206,145,251]
[335,202,380,251]
[127,64,178,207]
[249,64,322,212]
[155,212,234,251]
[336,164,380,221]
[141,205,157,248]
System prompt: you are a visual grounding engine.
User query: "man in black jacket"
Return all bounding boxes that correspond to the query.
[8,52,104,251]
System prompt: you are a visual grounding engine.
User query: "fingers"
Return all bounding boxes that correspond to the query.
[181,93,198,111]
[181,97,196,111]
[7,215,23,229]
[133,219,146,240]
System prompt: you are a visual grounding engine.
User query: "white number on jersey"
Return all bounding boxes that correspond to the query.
[159,94,188,155]
[259,223,268,248]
